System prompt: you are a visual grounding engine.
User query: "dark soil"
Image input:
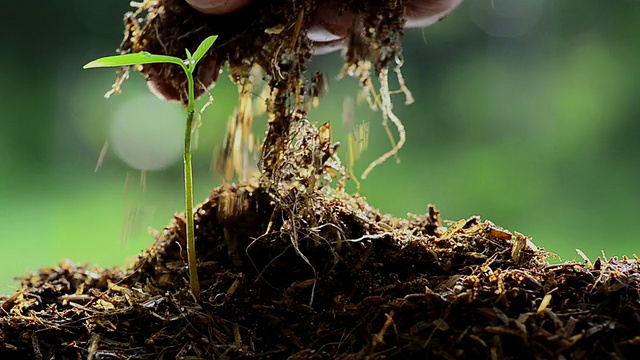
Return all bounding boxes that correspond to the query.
[2,0,640,359]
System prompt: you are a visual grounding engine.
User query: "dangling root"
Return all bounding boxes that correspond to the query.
[361,67,407,179]
[393,55,415,106]
[346,60,401,166]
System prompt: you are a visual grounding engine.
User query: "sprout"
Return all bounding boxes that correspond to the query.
[83,35,219,299]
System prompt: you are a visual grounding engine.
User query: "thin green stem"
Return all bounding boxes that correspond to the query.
[184,108,199,298]
[184,69,200,299]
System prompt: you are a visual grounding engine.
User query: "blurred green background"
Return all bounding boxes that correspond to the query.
[1,1,639,294]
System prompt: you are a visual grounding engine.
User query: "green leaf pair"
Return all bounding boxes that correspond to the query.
[83,35,218,72]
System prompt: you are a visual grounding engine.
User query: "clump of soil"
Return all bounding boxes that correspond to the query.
[116,0,410,180]
[118,0,404,103]
[2,1,640,359]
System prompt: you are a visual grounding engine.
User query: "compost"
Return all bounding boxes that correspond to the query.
[2,0,640,359]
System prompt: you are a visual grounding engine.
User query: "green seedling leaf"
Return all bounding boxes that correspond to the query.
[191,35,218,67]
[83,52,184,69]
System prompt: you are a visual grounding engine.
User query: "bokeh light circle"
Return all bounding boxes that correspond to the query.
[469,0,545,38]
[109,95,184,171]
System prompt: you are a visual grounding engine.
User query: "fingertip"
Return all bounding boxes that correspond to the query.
[405,0,463,28]
[147,78,183,103]
[185,0,251,15]
[307,25,343,43]
[146,57,220,103]
[312,39,346,56]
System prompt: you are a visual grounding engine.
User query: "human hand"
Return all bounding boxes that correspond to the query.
[185,0,463,54]
[145,0,463,102]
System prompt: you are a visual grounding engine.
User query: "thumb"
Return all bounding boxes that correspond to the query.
[405,0,464,28]
[185,0,251,15]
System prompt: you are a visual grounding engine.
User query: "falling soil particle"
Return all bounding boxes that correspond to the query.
[2,0,640,359]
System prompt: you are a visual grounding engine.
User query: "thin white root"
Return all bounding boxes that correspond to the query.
[361,68,406,179]
[394,55,414,106]
[343,232,392,243]
[105,67,131,99]
[358,66,401,165]
[192,86,216,150]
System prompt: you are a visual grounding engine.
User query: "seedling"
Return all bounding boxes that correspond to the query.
[83,35,219,299]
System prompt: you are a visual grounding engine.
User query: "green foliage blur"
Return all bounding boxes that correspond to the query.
[1,1,639,293]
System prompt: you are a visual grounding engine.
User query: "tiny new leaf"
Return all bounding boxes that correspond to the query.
[191,35,218,67]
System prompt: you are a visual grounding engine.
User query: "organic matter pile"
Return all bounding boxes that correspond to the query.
[2,153,640,358]
[2,0,640,359]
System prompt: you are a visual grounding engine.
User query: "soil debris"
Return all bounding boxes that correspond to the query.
[114,0,414,180]
[116,0,405,104]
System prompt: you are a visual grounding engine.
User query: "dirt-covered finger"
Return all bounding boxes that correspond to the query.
[307,6,362,55]
[404,0,463,28]
[185,0,251,15]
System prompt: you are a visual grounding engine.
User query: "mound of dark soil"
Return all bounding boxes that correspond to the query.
[2,169,639,358]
